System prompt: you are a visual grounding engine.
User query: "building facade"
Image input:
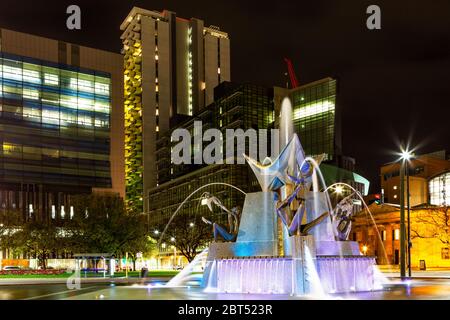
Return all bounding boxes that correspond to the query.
[274,78,342,164]
[380,151,450,206]
[120,7,230,213]
[353,203,450,268]
[354,152,450,268]
[149,82,274,228]
[0,28,124,225]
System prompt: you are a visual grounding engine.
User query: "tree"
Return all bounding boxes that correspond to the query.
[70,194,150,262]
[411,206,450,246]
[122,235,158,271]
[164,214,212,263]
[12,220,61,269]
[0,208,22,255]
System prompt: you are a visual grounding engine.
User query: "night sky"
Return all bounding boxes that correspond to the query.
[1,0,449,192]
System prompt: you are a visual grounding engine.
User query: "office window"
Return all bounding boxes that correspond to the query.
[44,73,59,86]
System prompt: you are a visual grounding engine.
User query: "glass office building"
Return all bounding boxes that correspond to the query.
[0,52,111,220]
[291,78,337,162]
[149,82,274,228]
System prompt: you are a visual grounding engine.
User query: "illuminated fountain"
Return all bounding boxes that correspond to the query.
[200,97,382,296]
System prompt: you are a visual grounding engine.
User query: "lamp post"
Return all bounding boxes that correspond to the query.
[403,152,414,278]
[171,237,176,269]
[399,155,406,280]
[400,149,413,280]
[407,163,412,278]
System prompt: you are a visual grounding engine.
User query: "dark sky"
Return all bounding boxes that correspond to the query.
[1,0,449,192]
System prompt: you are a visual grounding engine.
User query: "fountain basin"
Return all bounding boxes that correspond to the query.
[205,255,377,295]
[203,235,378,296]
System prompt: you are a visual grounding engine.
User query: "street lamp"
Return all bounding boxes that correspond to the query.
[189,222,195,228]
[335,185,344,195]
[170,238,177,269]
[362,245,368,256]
[399,148,414,279]
[401,149,414,279]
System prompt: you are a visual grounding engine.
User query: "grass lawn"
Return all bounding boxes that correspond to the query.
[0,270,180,279]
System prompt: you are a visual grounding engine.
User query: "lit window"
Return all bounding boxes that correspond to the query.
[95,82,110,95]
[382,230,387,241]
[394,229,400,241]
[156,109,159,116]
[78,79,94,93]
[70,78,78,90]
[293,101,335,120]
[155,55,159,60]
[156,126,160,132]
[23,70,41,84]
[429,172,450,206]
[393,186,398,190]
[44,73,59,86]
[156,85,159,92]
[23,88,39,100]
[218,67,221,74]
[2,65,23,81]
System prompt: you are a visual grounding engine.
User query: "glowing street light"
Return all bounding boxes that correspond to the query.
[362,245,368,256]
[189,222,195,228]
[335,185,344,195]
[401,150,413,161]
[170,237,176,243]
[398,145,415,280]
[154,230,160,236]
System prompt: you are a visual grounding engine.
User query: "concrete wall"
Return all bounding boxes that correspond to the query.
[175,19,190,115]
[141,17,157,205]
[204,34,219,107]
[158,20,171,133]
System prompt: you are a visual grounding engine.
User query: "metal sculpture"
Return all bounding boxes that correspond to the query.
[201,193,241,242]
[332,193,356,241]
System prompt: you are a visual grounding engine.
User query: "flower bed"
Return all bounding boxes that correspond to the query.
[0,269,66,276]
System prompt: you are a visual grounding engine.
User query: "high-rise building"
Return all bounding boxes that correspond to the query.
[274,77,370,206]
[148,83,274,265]
[274,78,342,164]
[0,28,124,223]
[120,7,230,213]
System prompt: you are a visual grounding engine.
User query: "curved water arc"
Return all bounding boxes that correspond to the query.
[157,183,247,247]
[324,182,391,273]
